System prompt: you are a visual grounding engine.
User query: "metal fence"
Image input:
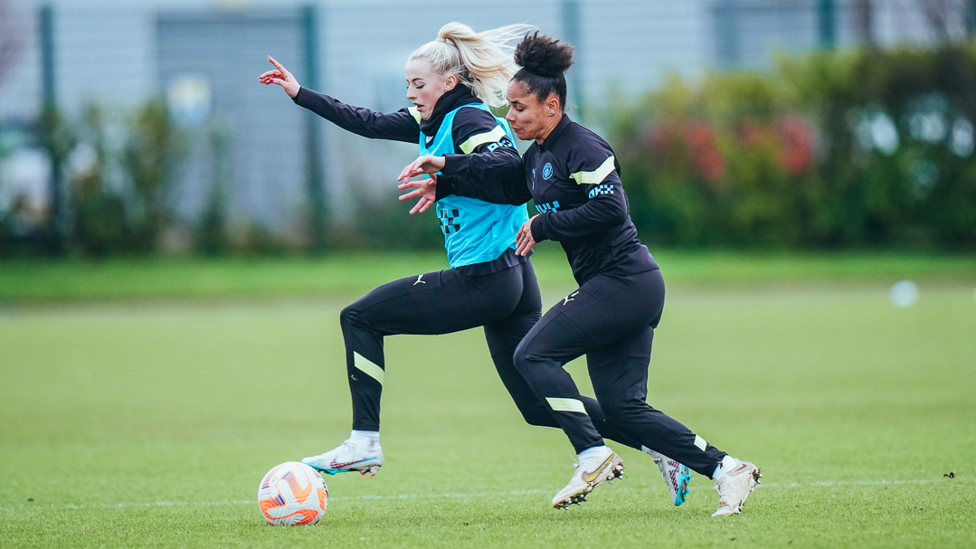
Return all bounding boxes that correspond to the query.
[1,0,974,251]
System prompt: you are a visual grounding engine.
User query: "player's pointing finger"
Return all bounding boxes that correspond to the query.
[268,56,287,74]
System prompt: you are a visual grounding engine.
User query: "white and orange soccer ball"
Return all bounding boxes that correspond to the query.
[257,461,329,525]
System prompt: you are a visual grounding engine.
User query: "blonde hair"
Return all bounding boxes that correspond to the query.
[408,22,534,108]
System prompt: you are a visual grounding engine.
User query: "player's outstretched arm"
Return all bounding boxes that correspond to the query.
[397,150,530,207]
[258,56,300,98]
[260,55,417,143]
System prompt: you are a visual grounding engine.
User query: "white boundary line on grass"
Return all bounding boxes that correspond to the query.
[765,478,958,488]
[0,477,964,513]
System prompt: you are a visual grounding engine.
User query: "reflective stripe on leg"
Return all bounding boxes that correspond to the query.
[354,352,385,385]
[546,397,588,414]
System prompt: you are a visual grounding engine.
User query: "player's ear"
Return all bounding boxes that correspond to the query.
[546,94,559,116]
[444,74,458,92]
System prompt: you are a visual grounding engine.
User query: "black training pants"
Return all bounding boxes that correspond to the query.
[338,257,645,450]
[513,268,727,477]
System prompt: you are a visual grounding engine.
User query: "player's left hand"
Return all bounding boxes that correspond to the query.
[398,174,437,215]
[397,155,446,184]
[515,215,539,256]
[259,56,301,98]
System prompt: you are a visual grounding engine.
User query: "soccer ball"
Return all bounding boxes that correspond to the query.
[258,461,329,525]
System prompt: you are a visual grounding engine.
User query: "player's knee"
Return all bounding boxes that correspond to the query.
[521,410,551,427]
[512,340,531,372]
[339,304,354,324]
[514,334,549,369]
[518,404,557,428]
[339,303,366,331]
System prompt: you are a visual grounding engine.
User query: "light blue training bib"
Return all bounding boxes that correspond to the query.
[420,103,528,268]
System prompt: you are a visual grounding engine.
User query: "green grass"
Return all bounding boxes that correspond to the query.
[2,277,975,547]
[2,246,976,303]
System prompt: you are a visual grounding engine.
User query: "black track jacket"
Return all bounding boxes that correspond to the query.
[440,114,657,285]
[291,85,524,204]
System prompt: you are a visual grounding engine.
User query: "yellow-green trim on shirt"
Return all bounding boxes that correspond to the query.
[459,126,508,154]
[569,155,616,185]
[408,107,422,124]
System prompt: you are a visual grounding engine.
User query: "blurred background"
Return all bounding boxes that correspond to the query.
[0,0,974,258]
[2,5,974,544]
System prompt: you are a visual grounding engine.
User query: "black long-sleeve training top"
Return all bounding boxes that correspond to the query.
[441,114,658,285]
[291,85,524,202]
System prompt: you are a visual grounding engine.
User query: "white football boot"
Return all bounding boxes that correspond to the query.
[712,459,761,516]
[301,439,384,476]
[643,447,692,506]
[551,448,625,509]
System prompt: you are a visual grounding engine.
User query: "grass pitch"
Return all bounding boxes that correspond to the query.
[1,262,974,547]
[2,247,975,303]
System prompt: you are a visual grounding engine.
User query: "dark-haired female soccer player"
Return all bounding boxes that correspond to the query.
[508,32,760,515]
[408,32,761,515]
[259,22,692,507]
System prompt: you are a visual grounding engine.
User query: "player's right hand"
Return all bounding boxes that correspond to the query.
[259,56,301,99]
[398,175,437,215]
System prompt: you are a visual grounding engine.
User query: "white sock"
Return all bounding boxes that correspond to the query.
[712,455,738,481]
[577,445,610,463]
[349,430,379,447]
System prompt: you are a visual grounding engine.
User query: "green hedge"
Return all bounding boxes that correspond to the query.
[0,100,186,258]
[6,43,976,258]
[612,41,976,250]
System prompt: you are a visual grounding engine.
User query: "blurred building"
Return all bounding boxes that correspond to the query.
[0,0,972,240]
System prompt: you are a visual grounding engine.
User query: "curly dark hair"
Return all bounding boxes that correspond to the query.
[512,32,574,108]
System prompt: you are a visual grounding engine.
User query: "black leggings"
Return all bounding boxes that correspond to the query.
[514,268,727,477]
[338,255,644,450]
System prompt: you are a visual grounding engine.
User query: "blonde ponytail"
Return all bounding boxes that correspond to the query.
[409,22,534,108]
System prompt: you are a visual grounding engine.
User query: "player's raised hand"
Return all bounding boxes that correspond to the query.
[396,155,446,184]
[258,56,301,98]
[398,175,437,215]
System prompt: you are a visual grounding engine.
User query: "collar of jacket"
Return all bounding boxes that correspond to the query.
[420,85,481,137]
[537,113,573,151]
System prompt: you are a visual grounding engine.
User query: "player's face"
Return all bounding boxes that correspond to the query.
[506,81,559,143]
[405,58,455,120]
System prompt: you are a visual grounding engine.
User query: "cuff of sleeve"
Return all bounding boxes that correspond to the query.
[435,175,455,201]
[291,86,305,105]
[530,214,548,242]
[440,154,465,176]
